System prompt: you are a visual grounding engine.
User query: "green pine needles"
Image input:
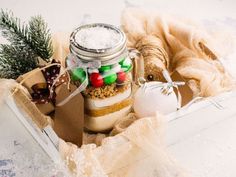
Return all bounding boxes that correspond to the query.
[0,9,53,79]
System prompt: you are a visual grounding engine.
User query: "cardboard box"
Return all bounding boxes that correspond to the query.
[16,67,84,146]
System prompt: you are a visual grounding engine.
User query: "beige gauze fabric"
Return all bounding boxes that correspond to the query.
[59,114,189,177]
[121,8,235,97]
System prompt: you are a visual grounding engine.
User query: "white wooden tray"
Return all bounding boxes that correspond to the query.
[0,94,65,177]
[166,91,236,177]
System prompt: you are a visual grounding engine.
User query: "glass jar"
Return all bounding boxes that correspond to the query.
[66,23,133,132]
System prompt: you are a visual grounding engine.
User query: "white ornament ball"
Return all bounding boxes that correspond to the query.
[133,82,178,118]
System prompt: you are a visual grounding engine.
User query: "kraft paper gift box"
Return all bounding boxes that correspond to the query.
[16,67,84,146]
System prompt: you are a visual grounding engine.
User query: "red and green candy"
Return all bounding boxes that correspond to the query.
[71,57,131,88]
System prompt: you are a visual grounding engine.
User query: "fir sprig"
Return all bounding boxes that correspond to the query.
[0,44,37,79]
[0,10,29,47]
[0,9,53,79]
[28,16,53,60]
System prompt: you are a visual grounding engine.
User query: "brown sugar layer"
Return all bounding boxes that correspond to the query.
[85,97,132,117]
[83,82,131,99]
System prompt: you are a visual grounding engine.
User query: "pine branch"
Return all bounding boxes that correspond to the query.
[28,16,53,61]
[0,10,30,49]
[0,44,38,79]
[0,10,53,61]
[0,9,53,79]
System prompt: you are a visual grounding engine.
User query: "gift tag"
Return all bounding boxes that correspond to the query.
[54,84,84,146]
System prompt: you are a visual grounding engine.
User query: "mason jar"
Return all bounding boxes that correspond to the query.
[66,23,133,132]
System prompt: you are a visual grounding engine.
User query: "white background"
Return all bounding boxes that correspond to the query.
[1,0,236,31]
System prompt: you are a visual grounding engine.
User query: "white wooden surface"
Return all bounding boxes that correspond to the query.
[168,113,236,177]
[166,91,236,177]
[1,0,236,176]
[0,98,61,177]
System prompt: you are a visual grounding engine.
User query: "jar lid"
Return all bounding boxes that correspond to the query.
[70,23,128,65]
